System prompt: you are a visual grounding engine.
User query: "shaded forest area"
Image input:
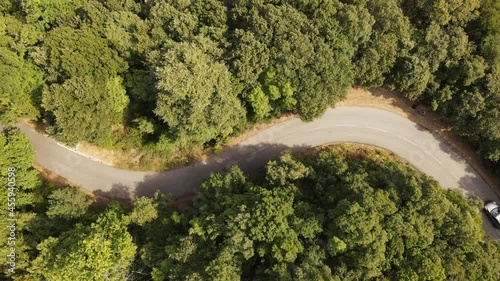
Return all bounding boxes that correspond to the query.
[2,130,499,280]
[1,0,499,172]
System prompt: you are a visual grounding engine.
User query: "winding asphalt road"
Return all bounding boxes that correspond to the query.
[18,106,500,238]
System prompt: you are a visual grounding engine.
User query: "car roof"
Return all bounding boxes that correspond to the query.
[486,202,500,222]
[485,201,499,211]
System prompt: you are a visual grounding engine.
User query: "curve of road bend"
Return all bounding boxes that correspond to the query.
[19,106,500,238]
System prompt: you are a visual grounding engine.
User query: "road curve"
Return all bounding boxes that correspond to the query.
[19,106,500,238]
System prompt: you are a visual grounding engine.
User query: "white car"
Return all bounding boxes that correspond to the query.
[484,201,500,228]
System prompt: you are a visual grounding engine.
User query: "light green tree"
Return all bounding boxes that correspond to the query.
[42,75,129,144]
[29,204,136,280]
[154,38,245,143]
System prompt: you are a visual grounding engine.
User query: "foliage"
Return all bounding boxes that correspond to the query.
[22,0,88,30]
[0,48,42,124]
[0,0,498,171]
[153,38,246,144]
[46,187,92,219]
[0,128,42,277]
[129,196,159,226]
[36,26,127,83]
[0,12,43,124]
[42,75,129,145]
[0,128,41,206]
[28,203,136,280]
[140,146,500,280]
[2,1,500,279]
[383,0,500,169]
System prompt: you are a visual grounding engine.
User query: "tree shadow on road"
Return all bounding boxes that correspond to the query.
[93,183,133,204]
[134,142,312,199]
[426,127,500,200]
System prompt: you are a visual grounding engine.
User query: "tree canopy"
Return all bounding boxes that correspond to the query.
[138,146,500,281]
[2,2,500,276]
[0,128,43,277]
[28,203,136,280]
[153,38,245,143]
[0,0,498,172]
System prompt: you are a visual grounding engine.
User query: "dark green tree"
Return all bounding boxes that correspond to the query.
[36,26,127,82]
[46,187,92,219]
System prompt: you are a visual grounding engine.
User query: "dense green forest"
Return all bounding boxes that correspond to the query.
[2,129,499,280]
[0,0,499,171]
[2,1,500,280]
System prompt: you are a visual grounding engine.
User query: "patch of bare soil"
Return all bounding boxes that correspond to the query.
[339,87,500,197]
[35,163,103,201]
[338,87,446,130]
[23,120,138,169]
[25,119,47,133]
[76,142,136,167]
[35,163,74,189]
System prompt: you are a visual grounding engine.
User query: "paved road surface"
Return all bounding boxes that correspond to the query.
[18,106,500,238]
